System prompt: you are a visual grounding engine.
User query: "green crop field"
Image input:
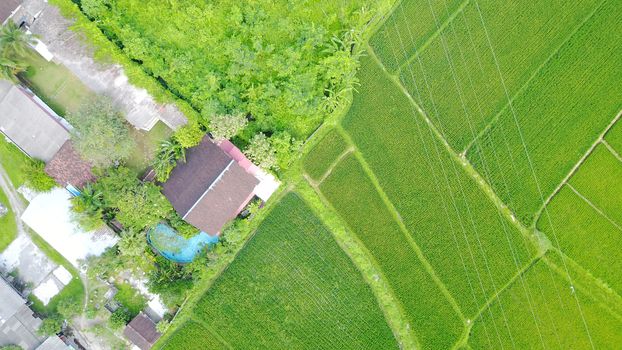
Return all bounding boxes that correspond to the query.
[606,120,622,155]
[162,321,227,350]
[303,130,349,181]
[319,153,463,349]
[164,193,397,350]
[467,0,622,224]
[396,0,601,151]
[469,258,622,349]
[535,143,622,295]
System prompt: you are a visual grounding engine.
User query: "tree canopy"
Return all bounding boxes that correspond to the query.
[67,97,135,168]
[78,0,372,139]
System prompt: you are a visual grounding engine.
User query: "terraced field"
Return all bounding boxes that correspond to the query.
[302,0,622,347]
[160,193,397,350]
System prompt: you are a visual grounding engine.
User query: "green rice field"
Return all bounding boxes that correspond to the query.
[162,193,397,349]
[303,129,349,181]
[606,119,622,155]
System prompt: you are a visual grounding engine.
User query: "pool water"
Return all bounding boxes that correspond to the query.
[147,223,218,263]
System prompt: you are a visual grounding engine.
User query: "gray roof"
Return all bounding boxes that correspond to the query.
[36,336,69,350]
[0,0,21,24]
[0,277,24,324]
[0,278,45,350]
[0,81,70,161]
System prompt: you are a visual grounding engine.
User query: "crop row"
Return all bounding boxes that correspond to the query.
[469,258,622,348]
[467,0,622,224]
[162,321,227,350]
[341,55,536,317]
[188,193,397,349]
[320,154,464,349]
[303,130,349,181]
[606,120,622,155]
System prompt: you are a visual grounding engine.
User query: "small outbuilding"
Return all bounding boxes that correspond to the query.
[123,312,161,350]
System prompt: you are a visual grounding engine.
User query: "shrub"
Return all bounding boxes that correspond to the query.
[244,133,277,171]
[208,113,248,141]
[37,317,62,336]
[173,122,204,148]
[109,308,132,330]
[22,160,56,192]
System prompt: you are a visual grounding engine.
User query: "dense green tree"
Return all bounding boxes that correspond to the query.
[0,22,36,57]
[37,317,62,336]
[22,159,56,192]
[67,97,135,168]
[117,228,147,258]
[57,297,82,320]
[208,113,247,141]
[244,133,277,171]
[173,122,204,148]
[115,182,172,230]
[0,56,26,81]
[109,308,131,330]
[152,139,185,182]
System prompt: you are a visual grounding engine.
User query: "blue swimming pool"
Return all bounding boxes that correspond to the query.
[147,223,218,263]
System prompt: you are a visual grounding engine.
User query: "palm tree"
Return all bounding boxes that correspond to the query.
[0,22,36,57]
[0,56,27,81]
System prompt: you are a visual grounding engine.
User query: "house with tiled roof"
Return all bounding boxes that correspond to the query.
[45,140,95,189]
[123,312,161,350]
[162,136,260,234]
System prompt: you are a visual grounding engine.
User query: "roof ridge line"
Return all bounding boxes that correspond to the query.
[182,158,235,220]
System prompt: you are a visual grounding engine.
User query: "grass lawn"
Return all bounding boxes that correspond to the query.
[114,282,147,318]
[126,121,172,173]
[0,137,30,188]
[0,188,17,252]
[20,50,93,116]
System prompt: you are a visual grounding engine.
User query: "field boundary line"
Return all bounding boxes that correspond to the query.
[190,317,234,350]
[371,43,539,249]
[543,254,622,323]
[461,0,607,155]
[603,140,622,164]
[566,183,622,233]
[309,146,355,185]
[465,255,542,332]
[531,108,622,228]
[394,0,471,74]
[299,179,419,349]
[364,0,407,41]
[335,123,468,323]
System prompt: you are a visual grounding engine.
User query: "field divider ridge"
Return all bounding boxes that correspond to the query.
[461,0,608,156]
[602,139,622,164]
[297,179,419,349]
[311,146,356,186]
[459,255,542,343]
[531,108,622,228]
[394,0,471,75]
[542,253,622,322]
[369,43,540,250]
[334,123,468,325]
[566,183,622,232]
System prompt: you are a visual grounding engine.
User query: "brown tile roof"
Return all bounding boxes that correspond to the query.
[45,141,95,188]
[0,0,21,24]
[162,136,259,234]
[123,313,160,350]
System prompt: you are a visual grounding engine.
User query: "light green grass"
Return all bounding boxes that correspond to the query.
[468,0,622,224]
[0,137,30,188]
[536,185,622,295]
[397,0,601,150]
[320,153,463,349]
[342,54,536,317]
[126,121,173,173]
[568,144,622,225]
[0,188,17,252]
[161,321,228,350]
[469,258,622,349]
[20,50,94,116]
[369,0,464,73]
[114,283,147,318]
[303,129,348,181]
[30,277,84,317]
[605,120,622,155]
[173,193,397,350]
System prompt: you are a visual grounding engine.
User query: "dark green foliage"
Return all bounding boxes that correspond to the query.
[109,308,132,330]
[70,184,105,230]
[152,139,185,182]
[37,317,62,336]
[117,229,147,259]
[22,159,56,192]
[303,129,349,181]
[74,0,372,138]
[114,283,147,318]
[67,97,136,168]
[115,182,172,230]
[173,122,204,149]
[167,211,200,239]
[148,254,194,306]
[244,133,277,171]
[186,193,397,349]
[56,297,82,320]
